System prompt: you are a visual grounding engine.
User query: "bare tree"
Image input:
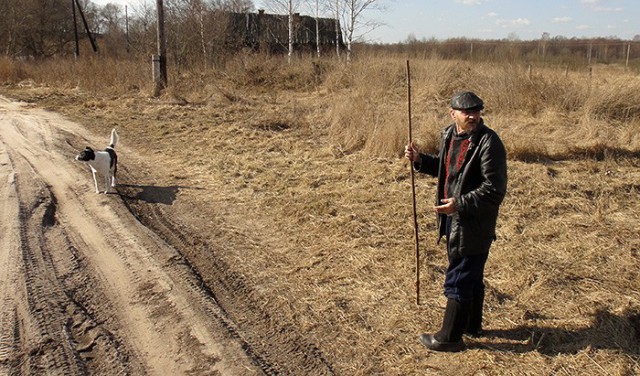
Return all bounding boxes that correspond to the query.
[333,0,385,62]
[0,0,23,56]
[262,0,301,63]
[334,0,340,58]
[287,0,293,62]
[96,3,128,55]
[211,0,254,12]
[0,0,75,57]
[162,0,209,69]
[313,0,319,57]
[124,1,157,57]
[302,0,326,58]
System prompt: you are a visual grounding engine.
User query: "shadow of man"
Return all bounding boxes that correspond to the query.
[473,308,640,356]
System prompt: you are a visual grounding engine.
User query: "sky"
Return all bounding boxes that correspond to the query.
[92,0,640,43]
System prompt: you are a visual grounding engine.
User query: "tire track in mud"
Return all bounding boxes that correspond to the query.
[120,197,280,375]
[0,144,135,375]
[0,141,23,376]
[0,101,138,375]
[0,95,336,375]
[121,190,337,376]
[0,97,261,375]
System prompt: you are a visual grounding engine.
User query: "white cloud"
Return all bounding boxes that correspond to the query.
[580,0,623,12]
[487,12,498,17]
[576,24,590,30]
[593,6,623,12]
[456,0,485,5]
[496,18,531,27]
[553,16,573,23]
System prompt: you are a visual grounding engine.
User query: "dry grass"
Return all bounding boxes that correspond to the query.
[1,53,638,375]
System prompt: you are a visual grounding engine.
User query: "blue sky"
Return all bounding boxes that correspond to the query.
[93,0,640,43]
[365,0,639,43]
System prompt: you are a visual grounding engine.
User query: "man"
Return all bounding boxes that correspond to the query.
[405,91,507,352]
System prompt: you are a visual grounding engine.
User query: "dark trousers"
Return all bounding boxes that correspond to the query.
[444,217,488,302]
[443,251,488,302]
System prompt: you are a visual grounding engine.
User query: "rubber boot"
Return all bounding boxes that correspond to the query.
[465,289,485,337]
[419,299,470,352]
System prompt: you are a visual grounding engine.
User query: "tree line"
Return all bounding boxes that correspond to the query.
[1,0,637,69]
[362,36,640,68]
[0,0,385,65]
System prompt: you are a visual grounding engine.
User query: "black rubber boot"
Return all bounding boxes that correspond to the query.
[465,289,485,337]
[419,299,470,352]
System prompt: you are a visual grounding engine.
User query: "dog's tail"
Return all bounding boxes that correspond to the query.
[109,129,119,149]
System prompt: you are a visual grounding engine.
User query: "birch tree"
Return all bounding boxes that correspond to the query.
[334,0,340,58]
[301,0,329,58]
[334,0,385,62]
[313,0,321,57]
[262,0,301,63]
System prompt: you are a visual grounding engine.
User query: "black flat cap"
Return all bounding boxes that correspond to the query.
[450,91,484,111]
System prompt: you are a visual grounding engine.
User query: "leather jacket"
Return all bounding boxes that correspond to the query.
[415,120,507,258]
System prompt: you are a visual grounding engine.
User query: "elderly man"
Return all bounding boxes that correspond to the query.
[405,91,507,352]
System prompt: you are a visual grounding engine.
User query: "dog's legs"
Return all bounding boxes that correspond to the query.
[104,175,111,194]
[111,162,117,189]
[91,170,100,194]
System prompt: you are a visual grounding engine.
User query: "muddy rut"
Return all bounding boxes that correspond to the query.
[0,97,269,375]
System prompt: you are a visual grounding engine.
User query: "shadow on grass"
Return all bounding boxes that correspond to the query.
[474,309,640,356]
[118,183,202,205]
[511,145,640,164]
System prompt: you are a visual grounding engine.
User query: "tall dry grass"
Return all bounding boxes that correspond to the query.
[0,55,149,94]
[3,53,640,160]
[322,57,640,161]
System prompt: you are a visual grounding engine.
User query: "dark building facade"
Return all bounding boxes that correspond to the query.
[225,10,345,54]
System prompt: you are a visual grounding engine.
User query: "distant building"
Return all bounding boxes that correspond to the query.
[225,10,345,54]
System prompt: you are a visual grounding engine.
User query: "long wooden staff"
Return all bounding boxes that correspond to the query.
[406,60,420,306]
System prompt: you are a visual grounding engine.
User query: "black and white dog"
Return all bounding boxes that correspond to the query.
[75,129,119,194]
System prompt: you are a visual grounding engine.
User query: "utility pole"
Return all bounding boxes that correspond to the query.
[626,43,631,68]
[153,0,167,96]
[73,0,98,53]
[125,5,130,54]
[72,0,80,58]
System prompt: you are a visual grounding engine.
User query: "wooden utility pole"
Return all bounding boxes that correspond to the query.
[626,43,631,68]
[153,0,168,95]
[125,5,130,54]
[72,0,79,58]
[71,0,98,54]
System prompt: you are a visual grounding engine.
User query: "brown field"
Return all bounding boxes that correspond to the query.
[1,54,639,375]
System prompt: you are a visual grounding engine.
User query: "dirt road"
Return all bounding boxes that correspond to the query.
[0,96,261,375]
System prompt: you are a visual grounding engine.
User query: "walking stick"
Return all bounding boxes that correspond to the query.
[406,60,420,306]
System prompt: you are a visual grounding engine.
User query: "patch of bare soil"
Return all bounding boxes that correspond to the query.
[0,96,263,375]
[1,86,639,376]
